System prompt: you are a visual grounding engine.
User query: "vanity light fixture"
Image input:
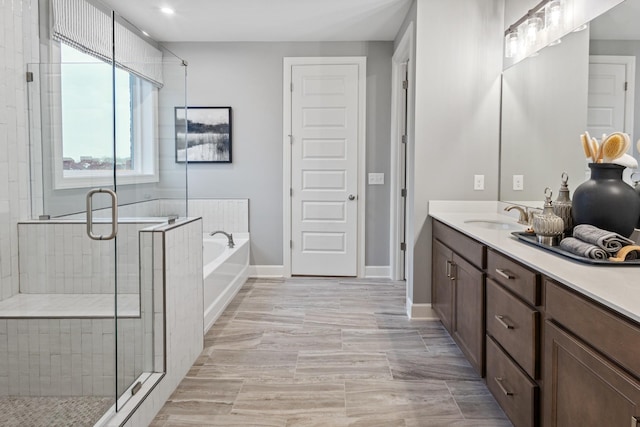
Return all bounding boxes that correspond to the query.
[573,23,588,32]
[504,0,565,59]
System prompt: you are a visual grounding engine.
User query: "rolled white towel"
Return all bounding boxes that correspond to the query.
[573,224,635,253]
[612,153,638,169]
[560,237,608,260]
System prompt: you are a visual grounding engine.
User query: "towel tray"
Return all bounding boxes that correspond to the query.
[511,232,640,266]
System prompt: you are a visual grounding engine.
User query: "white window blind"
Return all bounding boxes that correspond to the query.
[51,0,164,87]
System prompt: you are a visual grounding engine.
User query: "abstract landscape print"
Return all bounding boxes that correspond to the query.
[175,106,232,163]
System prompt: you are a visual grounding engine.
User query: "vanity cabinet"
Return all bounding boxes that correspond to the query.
[485,249,542,427]
[544,279,640,427]
[432,220,486,375]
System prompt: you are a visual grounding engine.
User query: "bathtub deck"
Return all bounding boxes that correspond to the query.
[0,293,140,318]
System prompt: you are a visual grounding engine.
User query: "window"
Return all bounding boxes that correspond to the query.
[54,43,158,189]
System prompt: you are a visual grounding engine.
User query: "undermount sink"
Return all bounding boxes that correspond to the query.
[464,219,523,231]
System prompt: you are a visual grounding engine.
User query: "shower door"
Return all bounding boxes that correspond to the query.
[24,0,188,423]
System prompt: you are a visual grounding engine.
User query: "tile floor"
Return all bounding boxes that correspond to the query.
[151,278,513,426]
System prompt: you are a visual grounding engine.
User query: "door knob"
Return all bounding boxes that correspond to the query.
[348,194,356,201]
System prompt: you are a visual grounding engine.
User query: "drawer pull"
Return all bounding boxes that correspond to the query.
[632,416,640,427]
[494,315,514,329]
[445,260,451,278]
[494,377,514,396]
[495,268,514,280]
[449,262,456,281]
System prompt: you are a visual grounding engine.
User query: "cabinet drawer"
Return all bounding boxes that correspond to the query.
[487,248,540,306]
[486,336,539,427]
[546,279,640,378]
[486,278,539,379]
[433,220,485,269]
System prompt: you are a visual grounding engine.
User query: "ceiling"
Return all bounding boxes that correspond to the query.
[100,0,414,43]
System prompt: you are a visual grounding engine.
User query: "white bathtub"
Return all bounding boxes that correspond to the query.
[202,233,250,333]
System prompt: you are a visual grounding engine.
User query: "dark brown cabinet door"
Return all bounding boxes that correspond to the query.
[544,321,640,427]
[432,239,453,332]
[452,252,484,375]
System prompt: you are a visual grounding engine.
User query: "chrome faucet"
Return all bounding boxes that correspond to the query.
[210,230,235,248]
[504,205,529,225]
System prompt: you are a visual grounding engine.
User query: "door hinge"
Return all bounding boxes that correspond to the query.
[401,188,407,197]
[290,82,294,92]
[402,79,408,90]
[625,81,629,91]
[26,71,33,82]
[290,188,293,197]
[400,242,406,251]
[401,134,407,144]
[290,240,293,249]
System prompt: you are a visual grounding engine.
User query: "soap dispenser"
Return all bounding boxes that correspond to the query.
[553,172,573,235]
[533,187,565,246]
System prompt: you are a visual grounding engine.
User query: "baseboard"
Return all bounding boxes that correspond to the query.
[406,298,439,320]
[249,265,284,278]
[364,266,391,278]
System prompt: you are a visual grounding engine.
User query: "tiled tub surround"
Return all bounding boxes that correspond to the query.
[203,233,250,334]
[60,198,249,234]
[428,201,640,323]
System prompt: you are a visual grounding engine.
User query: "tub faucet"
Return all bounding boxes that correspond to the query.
[210,230,234,248]
[504,205,529,225]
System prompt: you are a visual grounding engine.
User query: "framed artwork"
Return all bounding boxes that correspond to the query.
[175,106,232,163]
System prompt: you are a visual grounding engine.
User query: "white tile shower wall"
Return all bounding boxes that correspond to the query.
[0,0,38,305]
[121,218,203,427]
[17,222,161,295]
[160,199,249,233]
[0,317,142,397]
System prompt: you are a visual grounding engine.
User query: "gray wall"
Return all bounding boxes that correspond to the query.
[162,41,393,266]
[410,0,504,304]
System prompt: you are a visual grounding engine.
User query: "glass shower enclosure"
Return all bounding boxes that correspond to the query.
[9,0,189,424]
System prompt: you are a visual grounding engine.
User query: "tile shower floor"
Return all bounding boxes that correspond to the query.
[152,278,513,426]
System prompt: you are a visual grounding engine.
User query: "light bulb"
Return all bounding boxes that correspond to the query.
[505,32,519,58]
[546,0,562,28]
[526,16,542,45]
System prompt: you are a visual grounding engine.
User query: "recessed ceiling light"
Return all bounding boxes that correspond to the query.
[160,7,175,15]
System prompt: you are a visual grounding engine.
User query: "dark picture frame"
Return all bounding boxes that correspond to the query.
[175,106,232,163]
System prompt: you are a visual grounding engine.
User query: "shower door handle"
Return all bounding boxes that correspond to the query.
[86,188,118,241]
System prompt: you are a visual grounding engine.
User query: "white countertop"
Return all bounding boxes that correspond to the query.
[428,201,640,324]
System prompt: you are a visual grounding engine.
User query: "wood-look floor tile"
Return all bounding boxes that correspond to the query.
[345,380,461,419]
[232,382,345,417]
[232,311,305,328]
[155,400,233,417]
[197,350,298,379]
[295,351,392,380]
[342,329,426,352]
[386,351,479,381]
[153,278,509,426]
[405,420,513,427]
[304,310,377,329]
[168,378,243,402]
[446,380,510,420]
[204,329,264,350]
[375,313,440,329]
[157,414,286,426]
[258,329,342,351]
[285,415,406,427]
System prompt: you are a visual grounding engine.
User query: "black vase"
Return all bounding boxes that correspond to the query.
[572,163,640,237]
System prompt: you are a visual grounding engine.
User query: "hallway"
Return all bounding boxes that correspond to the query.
[151,278,512,426]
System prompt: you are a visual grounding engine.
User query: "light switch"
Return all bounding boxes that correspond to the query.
[368,173,384,185]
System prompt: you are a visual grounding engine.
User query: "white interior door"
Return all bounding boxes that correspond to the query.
[587,57,635,141]
[290,63,360,276]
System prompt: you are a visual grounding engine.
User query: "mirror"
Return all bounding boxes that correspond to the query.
[500,0,640,206]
